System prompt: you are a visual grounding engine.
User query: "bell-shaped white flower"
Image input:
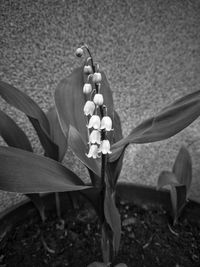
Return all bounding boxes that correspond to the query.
[100,116,113,131]
[89,130,101,144]
[87,115,101,129]
[75,47,83,57]
[93,94,104,106]
[93,72,102,83]
[99,140,112,154]
[84,101,95,116]
[86,144,100,158]
[83,83,92,94]
[84,65,93,75]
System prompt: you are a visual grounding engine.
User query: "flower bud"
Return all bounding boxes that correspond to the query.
[93,94,104,106]
[86,144,100,159]
[93,72,102,83]
[89,130,101,144]
[83,83,92,94]
[87,115,101,129]
[75,47,83,57]
[84,65,93,75]
[84,101,95,116]
[100,116,113,131]
[99,140,112,154]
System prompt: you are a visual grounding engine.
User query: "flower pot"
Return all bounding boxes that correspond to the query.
[0,182,200,267]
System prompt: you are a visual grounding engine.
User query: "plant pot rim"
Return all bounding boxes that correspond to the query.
[0,182,199,235]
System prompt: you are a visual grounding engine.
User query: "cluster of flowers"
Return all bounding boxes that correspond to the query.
[76,46,113,159]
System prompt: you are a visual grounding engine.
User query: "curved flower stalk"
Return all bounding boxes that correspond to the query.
[75,44,121,266]
[76,44,113,160]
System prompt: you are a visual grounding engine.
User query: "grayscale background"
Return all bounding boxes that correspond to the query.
[0,0,200,212]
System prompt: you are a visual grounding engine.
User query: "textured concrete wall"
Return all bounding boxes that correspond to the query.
[0,0,200,212]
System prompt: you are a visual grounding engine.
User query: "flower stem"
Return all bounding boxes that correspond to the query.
[82,44,95,73]
[82,44,111,264]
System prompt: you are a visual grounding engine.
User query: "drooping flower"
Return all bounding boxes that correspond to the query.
[93,72,102,83]
[84,101,95,116]
[84,65,93,75]
[100,116,113,131]
[99,140,112,154]
[93,93,104,106]
[86,144,100,158]
[89,130,101,144]
[83,83,92,94]
[87,115,101,129]
[75,47,83,57]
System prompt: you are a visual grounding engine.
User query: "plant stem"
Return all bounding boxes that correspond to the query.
[84,44,111,264]
[83,44,95,73]
[55,192,61,220]
[100,107,111,264]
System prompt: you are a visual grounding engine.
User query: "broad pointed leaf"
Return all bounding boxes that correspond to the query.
[112,110,123,144]
[170,185,187,225]
[110,90,200,162]
[54,67,86,140]
[68,125,101,179]
[169,185,178,223]
[54,66,114,143]
[0,81,58,159]
[0,111,46,220]
[87,168,102,189]
[0,81,49,131]
[29,117,59,160]
[157,171,187,224]
[172,146,192,194]
[157,171,179,190]
[46,106,68,162]
[0,146,90,193]
[0,110,33,151]
[174,185,187,217]
[27,193,46,222]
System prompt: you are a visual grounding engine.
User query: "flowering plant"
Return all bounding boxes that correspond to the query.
[0,44,200,266]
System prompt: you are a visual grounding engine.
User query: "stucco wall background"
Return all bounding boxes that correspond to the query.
[0,0,200,212]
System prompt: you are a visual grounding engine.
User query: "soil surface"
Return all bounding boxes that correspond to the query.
[1,201,200,267]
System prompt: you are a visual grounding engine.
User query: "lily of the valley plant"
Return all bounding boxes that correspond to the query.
[1,44,200,266]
